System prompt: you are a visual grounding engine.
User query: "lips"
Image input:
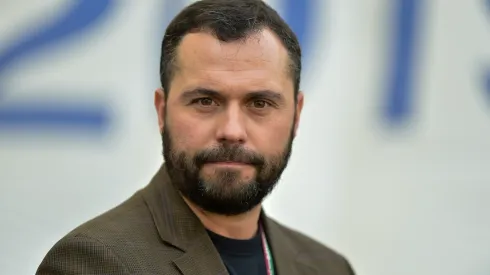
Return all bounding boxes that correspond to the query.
[194,146,265,167]
[206,161,252,166]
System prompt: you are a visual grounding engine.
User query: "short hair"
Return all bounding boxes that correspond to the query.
[159,0,302,96]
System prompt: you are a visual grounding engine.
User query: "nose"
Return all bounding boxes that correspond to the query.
[215,104,247,144]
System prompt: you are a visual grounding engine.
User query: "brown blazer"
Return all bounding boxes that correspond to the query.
[36,165,355,275]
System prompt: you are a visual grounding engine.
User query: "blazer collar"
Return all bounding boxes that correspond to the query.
[141,164,317,275]
[141,164,228,274]
[262,215,319,274]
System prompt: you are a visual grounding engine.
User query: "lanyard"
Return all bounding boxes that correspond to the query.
[260,225,275,275]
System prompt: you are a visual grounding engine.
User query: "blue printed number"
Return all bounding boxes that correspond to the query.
[385,0,490,124]
[0,0,314,135]
[485,0,490,102]
[384,0,421,125]
[281,0,314,66]
[0,1,115,133]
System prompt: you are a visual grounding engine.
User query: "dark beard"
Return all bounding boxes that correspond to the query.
[162,123,294,216]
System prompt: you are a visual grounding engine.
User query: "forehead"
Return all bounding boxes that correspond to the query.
[171,29,293,95]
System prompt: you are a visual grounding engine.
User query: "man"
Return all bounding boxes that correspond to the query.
[37,0,355,274]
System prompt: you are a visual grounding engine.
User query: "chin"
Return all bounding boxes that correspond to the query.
[200,168,256,182]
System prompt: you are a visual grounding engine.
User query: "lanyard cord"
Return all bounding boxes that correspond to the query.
[260,225,275,275]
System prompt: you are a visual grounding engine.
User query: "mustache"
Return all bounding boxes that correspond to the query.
[194,145,265,167]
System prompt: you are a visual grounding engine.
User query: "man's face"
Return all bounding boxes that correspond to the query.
[155,29,304,215]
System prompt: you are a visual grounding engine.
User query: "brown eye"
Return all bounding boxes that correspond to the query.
[252,100,268,108]
[196,98,215,106]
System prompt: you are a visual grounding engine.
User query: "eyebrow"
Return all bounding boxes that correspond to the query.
[180,88,285,103]
[180,88,223,102]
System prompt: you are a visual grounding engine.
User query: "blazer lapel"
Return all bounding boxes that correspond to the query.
[172,236,229,275]
[140,164,319,275]
[262,212,319,275]
[141,165,228,275]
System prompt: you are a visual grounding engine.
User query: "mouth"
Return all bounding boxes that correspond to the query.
[205,161,251,167]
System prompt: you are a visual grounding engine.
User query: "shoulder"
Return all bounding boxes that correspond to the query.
[70,191,152,238]
[36,191,157,274]
[36,233,131,275]
[266,217,355,274]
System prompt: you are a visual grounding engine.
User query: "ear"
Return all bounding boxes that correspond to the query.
[154,88,166,133]
[293,91,304,137]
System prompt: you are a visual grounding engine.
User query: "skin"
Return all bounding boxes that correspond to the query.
[154,28,304,239]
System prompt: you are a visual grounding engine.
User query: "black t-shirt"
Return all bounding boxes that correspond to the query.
[207,229,268,275]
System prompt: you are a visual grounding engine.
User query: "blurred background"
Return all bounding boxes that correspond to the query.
[1,0,490,274]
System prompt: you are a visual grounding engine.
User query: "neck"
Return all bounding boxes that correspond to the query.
[183,198,262,240]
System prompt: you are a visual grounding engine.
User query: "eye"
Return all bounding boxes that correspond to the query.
[250,99,271,109]
[191,97,217,106]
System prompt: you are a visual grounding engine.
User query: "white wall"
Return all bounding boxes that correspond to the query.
[1,1,489,274]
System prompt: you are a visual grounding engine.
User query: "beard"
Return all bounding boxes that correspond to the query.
[162,123,294,216]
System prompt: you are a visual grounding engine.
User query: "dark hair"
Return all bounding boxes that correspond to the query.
[159,0,302,96]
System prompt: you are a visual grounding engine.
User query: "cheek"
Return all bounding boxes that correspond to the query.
[255,120,293,154]
[168,115,212,151]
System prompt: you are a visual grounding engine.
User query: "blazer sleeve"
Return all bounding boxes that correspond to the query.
[36,235,131,275]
